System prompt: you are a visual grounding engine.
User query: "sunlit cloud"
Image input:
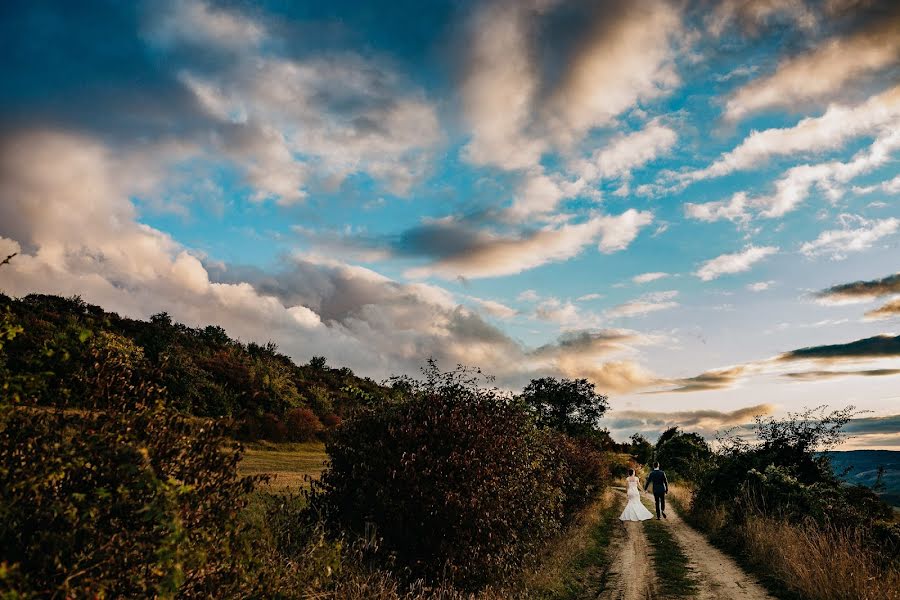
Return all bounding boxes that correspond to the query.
[694,246,778,281]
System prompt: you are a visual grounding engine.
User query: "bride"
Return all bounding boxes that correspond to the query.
[620,469,654,521]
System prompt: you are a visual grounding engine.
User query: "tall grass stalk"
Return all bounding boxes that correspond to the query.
[738,516,899,600]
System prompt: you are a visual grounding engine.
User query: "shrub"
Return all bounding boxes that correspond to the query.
[550,433,609,515]
[285,406,324,441]
[685,407,900,597]
[0,397,260,598]
[321,413,342,429]
[260,412,288,442]
[0,312,262,598]
[309,363,565,589]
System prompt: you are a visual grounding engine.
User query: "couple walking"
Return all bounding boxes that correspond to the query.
[619,462,668,521]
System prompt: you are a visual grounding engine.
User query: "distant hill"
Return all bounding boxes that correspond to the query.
[826,450,900,507]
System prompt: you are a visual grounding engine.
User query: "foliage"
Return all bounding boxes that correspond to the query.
[628,433,654,465]
[549,433,610,516]
[309,362,607,589]
[688,407,900,572]
[519,377,608,438]
[654,427,713,483]
[284,407,325,442]
[0,312,262,598]
[0,293,390,439]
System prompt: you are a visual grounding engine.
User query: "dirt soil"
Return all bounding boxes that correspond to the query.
[600,488,773,600]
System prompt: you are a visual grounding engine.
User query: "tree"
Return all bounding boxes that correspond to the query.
[519,377,609,437]
[655,427,712,482]
[308,356,328,370]
[629,433,654,466]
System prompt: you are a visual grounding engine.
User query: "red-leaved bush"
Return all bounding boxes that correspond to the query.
[308,363,607,589]
[284,407,324,441]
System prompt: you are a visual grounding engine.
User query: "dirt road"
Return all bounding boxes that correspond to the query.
[601,489,773,600]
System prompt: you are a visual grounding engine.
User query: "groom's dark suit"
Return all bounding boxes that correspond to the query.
[644,468,669,519]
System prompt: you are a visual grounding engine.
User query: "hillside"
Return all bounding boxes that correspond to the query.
[827,450,900,507]
[0,292,392,440]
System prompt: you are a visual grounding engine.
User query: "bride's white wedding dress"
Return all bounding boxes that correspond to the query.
[619,475,653,521]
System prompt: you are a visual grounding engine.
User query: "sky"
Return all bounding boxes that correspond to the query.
[0,0,898,448]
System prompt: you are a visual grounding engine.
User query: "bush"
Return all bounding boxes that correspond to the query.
[285,406,324,441]
[550,433,609,516]
[308,363,566,589]
[0,313,262,598]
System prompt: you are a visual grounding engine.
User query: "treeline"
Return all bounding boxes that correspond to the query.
[0,293,392,440]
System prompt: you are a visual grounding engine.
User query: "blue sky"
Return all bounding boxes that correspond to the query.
[1,0,898,446]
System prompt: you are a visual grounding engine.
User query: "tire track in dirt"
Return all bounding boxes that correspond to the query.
[664,505,773,600]
[601,487,773,600]
[599,488,653,600]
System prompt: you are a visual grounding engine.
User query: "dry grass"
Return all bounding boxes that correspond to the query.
[314,574,512,600]
[673,484,900,599]
[739,516,900,600]
[237,440,328,491]
[521,488,621,598]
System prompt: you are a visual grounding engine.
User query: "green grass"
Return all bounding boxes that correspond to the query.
[640,495,698,598]
[237,440,328,491]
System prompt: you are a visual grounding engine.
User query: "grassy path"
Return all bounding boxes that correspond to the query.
[640,494,698,598]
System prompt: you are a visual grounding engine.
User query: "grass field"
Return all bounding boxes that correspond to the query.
[237,440,328,491]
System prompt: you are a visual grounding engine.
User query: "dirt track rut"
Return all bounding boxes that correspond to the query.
[600,488,773,600]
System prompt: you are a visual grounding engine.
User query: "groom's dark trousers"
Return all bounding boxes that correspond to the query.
[644,468,669,518]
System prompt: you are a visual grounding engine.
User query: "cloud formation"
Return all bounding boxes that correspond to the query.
[799,215,899,259]
[724,3,900,121]
[400,210,653,280]
[694,246,777,281]
[607,291,679,319]
[606,403,776,440]
[683,84,900,184]
[779,335,900,362]
[815,273,900,302]
[461,0,685,169]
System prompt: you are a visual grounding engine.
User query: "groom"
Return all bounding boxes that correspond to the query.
[644,461,669,519]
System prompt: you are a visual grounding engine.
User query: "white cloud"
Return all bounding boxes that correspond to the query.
[683,84,900,183]
[595,209,655,253]
[534,298,591,326]
[518,289,540,302]
[685,129,900,222]
[607,290,679,318]
[144,0,265,50]
[684,192,750,223]
[461,0,685,169]
[695,245,778,281]
[577,293,604,302]
[747,280,775,292]
[544,2,683,145]
[800,215,900,259]
[156,3,442,203]
[853,173,900,195]
[577,118,678,181]
[706,0,816,37]
[633,272,670,284]
[466,296,518,319]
